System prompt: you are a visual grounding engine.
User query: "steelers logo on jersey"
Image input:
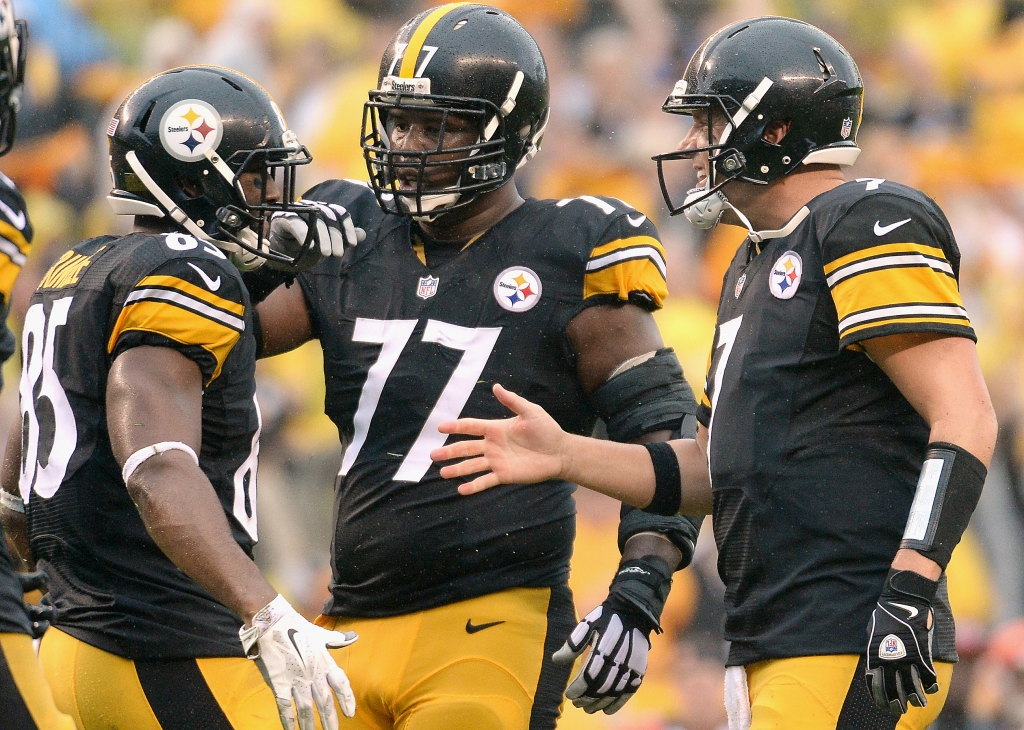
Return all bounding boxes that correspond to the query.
[493,267,542,312]
[769,251,802,300]
[159,100,224,162]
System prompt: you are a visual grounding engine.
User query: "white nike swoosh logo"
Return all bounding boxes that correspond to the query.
[874,218,911,236]
[626,214,647,228]
[890,602,919,619]
[187,262,222,291]
[0,199,26,230]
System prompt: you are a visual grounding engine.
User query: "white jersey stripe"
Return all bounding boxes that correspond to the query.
[838,303,969,333]
[124,288,245,331]
[586,246,667,279]
[826,253,953,288]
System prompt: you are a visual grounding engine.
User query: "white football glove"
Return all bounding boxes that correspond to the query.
[239,595,358,730]
[270,202,365,261]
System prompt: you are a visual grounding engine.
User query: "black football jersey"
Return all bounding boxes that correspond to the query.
[297,180,670,617]
[17,232,260,659]
[0,171,32,390]
[0,173,33,636]
[696,179,973,666]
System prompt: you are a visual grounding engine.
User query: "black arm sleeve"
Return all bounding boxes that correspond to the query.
[588,348,702,570]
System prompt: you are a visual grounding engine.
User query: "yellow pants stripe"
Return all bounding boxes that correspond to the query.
[0,632,76,730]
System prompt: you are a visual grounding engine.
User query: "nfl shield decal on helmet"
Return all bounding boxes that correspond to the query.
[159,99,224,162]
[841,117,853,139]
[494,266,542,312]
[769,251,802,300]
[417,275,439,299]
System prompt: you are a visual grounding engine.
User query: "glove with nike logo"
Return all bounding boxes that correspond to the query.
[240,594,358,730]
[866,569,940,716]
[553,556,672,714]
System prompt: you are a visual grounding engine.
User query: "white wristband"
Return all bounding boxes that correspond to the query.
[0,489,24,514]
[121,441,199,482]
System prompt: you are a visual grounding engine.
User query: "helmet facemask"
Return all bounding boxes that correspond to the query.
[653,80,774,227]
[212,139,322,271]
[362,91,511,221]
[0,17,26,157]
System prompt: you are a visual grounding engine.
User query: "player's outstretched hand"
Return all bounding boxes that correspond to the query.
[865,570,940,716]
[239,595,358,730]
[431,384,568,495]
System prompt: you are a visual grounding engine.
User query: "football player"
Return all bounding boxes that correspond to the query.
[0,2,77,727]
[252,4,702,727]
[0,66,360,730]
[431,16,999,730]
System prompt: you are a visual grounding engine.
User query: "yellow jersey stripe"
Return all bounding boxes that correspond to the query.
[840,316,974,341]
[107,300,241,383]
[0,218,29,255]
[823,242,946,276]
[137,275,245,317]
[830,264,965,324]
[583,258,667,308]
[0,258,20,300]
[399,3,469,78]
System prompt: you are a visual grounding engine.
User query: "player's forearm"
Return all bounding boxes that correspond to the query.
[128,455,276,624]
[558,436,712,514]
[0,422,31,566]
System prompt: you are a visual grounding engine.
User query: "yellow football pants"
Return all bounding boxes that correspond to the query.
[0,632,76,730]
[39,627,285,730]
[315,585,577,730]
[745,654,955,730]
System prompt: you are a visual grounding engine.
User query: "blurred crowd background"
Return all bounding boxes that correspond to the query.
[2,0,1024,727]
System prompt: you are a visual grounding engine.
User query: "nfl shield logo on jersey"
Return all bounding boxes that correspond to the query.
[417,275,439,299]
[769,251,802,300]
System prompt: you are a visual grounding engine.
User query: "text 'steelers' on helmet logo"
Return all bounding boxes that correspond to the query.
[159,100,224,162]
[494,267,542,312]
[769,251,802,300]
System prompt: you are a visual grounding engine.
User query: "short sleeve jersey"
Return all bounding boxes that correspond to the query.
[695,179,971,666]
[0,172,32,388]
[19,232,260,659]
[297,180,669,617]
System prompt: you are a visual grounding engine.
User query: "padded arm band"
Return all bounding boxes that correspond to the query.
[900,441,987,569]
[0,489,23,514]
[591,348,697,442]
[591,347,701,568]
[122,441,199,482]
[642,442,682,516]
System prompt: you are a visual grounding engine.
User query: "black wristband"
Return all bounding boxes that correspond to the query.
[642,441,682,516]
[608,555,674,634]
[885,569,939,601]
[900,441,987,569]
[242,266,295,306]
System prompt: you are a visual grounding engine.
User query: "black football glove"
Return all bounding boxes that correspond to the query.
[18,570,54,640]
[866,569,940,716]
[552,556,672,714]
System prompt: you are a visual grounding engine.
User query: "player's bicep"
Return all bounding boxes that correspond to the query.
[106,346,203,466]
[822,195,974,348]
[255,281,313,357]
[108,258,247,385]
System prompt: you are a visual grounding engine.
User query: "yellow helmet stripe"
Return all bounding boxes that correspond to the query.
[399,3,470,78]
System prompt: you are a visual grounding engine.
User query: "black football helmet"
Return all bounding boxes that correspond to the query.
[107,66,320,270]
[0,0,26,157]
[653,17,864,223]
[362,3,549,219]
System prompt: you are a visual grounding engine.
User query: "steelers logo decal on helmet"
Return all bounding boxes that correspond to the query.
[159,99,224,162]
[494,267,542,312]
[769,251,802,300]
